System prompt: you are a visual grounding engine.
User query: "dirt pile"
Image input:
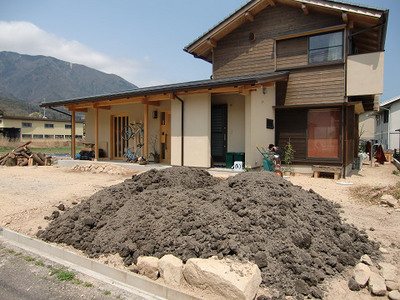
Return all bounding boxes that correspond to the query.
[38,167,380,298]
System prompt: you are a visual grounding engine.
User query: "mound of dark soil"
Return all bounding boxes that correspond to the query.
[38,167,379,298]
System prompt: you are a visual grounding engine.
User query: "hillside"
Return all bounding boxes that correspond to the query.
[0,51,137,109]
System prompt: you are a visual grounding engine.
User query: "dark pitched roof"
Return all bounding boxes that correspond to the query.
[40,71,289,107]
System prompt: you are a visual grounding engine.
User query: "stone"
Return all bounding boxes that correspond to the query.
[354,263,371,287]
[183,257,262,300]
[380,247,389,254]
[360,254,373,266]
[158,254,183,286]
[389,290,400,300]
[137,256,159,280]
[381,194,398,207]
[386,280,400,291]
[348,277,361,291]
[379,262,398,281]
[369,272,387,296]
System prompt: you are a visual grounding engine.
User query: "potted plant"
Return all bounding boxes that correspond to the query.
[284,138,295,176]
[149,134,160,163]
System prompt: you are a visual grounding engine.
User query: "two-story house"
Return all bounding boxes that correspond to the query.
[41,0,388,174]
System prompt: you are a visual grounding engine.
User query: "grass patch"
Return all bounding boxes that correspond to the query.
[84,282,93,288]
[48,266,76,282]
[0,145,83,156]
[23,255,35,262]
[350,183,400,205]
[72,278,83,285]
[104,290,111,296]
[14,252,22,257]
[35,260,45,267]
[7,249,16,254]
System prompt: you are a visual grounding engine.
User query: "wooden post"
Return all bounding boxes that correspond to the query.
[71,110,76,159]
[95,107,99,161]
[144,104,149,159]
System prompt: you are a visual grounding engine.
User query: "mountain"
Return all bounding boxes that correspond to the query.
[0,51,137,108]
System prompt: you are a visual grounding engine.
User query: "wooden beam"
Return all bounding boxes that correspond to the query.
[65,106,88,113]
[349,20,354,29]
[94,105,111,110]
[301,4,309,15]
[94,107,99,161]
[148,101,160,107]
[342,12,348,23]
[266,0,275,6]
[71,110,76,159]
[144,104,149,159]
[245,11,254,22]
[207,38,217,48]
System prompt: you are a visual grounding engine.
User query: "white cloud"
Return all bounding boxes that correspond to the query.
[0,21,168,87]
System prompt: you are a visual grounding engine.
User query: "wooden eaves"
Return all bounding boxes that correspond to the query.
[184,0,388,62]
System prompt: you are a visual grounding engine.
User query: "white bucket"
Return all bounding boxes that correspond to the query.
[233,161,243,171]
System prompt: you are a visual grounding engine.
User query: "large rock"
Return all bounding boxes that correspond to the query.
[368,272,387,296]
[137,256,159,280]
[389,290,400,300]
[386,280,400,291]
[158,254,183,286]
[354,263,371,287]
[183,257,261,300]
[360,254,373,266]
[381,194,398,207]
[379,262,398,281]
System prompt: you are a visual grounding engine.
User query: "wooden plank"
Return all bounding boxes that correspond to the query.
[94,107,99,161]
[71,111,76,159]
[144,103,149,160]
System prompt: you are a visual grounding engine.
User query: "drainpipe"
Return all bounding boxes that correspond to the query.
[174,94,184,166]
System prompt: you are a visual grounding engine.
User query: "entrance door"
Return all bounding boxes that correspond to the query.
[160,111,171,163]
[211,104,227,163]
[111,115,129,159]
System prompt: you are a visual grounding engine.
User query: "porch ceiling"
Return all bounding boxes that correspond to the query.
[40,71,289,111]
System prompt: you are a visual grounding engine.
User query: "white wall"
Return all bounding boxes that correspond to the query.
[171,93,211,167]
[245,86,275,168]
[389,101,400,150]
[347,52,384,96]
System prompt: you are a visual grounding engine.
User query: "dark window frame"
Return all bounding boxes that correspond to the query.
[22,122,32,128]
[44,123,54,129]
[308,31,344,64]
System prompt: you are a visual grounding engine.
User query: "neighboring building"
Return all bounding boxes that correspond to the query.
[359,112,376,141]
[41,0,388,174]
[0,115,84,141]
[375,96,400,151]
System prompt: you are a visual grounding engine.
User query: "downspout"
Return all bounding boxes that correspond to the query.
[174,94,184,166]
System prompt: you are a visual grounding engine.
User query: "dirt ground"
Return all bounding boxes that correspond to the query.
[0,161,399,299]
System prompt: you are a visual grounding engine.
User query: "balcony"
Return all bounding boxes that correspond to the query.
[347,51,384,97]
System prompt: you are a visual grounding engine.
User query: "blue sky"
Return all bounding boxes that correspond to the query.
[0,0,399,102]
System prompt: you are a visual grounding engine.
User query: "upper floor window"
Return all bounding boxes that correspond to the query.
[309,31,343,64]
[22,122,32,127]
[65,124,72,129]
[44,123,54,128]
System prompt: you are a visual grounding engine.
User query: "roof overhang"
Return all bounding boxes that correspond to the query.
[40,71,289,111]
[184,0,388,62]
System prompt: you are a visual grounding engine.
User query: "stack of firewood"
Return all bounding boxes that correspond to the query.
[0,141,51,167]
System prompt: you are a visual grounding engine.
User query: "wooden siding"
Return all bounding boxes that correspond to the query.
[213,3,343,79]
[276,107,346,165]
[276,37,308,69]
[275,109,307,160]
[344,105,356,165]
[284,65,345,106]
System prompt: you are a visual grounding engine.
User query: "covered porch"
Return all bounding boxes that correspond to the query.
[40,72,289,169]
